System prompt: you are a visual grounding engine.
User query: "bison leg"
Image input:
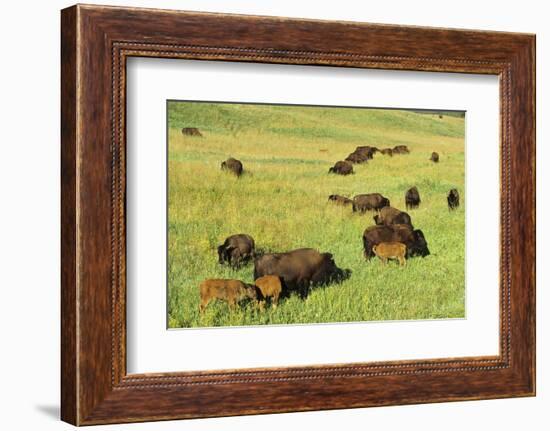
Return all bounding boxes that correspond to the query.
[199,298,209,314]
[272,294,279,309]
[399,256,406,266]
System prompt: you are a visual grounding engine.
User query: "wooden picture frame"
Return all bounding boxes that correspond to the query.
[61,4,535,425]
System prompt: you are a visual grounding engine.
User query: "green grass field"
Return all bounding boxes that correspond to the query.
[167,101,465,328]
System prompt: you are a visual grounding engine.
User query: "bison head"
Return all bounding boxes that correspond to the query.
[217,245,227,264]
[311,253,351,286]
[411,229,430,257]
[381,198,390,208]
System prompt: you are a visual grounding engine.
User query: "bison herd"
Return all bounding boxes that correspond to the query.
[182,130,461,314]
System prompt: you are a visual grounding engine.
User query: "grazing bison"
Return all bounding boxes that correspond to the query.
[430,152,440,163]
[405,186,421,210]
[393,145,410,154]
[254,275,283,309]
[380,148,393,157]
[221,157,243,176]
[373,206,413,227]
[254,248,350,298]
[198,279,256,313]
[352,193,390,213]
[329,161,354,175]
[345,152,369,164]
[362,224,430,259]
[328,194,353,206]
[217,234,255,268]
[447,188,460,210]
[354,146,377,158]
[373,242,407,266]
[181,127,202,137]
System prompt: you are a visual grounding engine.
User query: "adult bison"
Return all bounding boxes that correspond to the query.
[362,224,430,259]
[221,157,243,176]
[354,146,377,158]
[393,145,410,154]
[217,234,255,268]
[405,186,421,210]
[447,188,460,210]
[329,160,354,175]
[352,193,390,213]
[254,248,350,298]
[181,127,202,137]
[328,194,353,206]
[373,206,413,227]
[430,152,440,163]
[345,152,369,164]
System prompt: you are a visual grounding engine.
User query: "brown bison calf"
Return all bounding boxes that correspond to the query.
[430,152,440,163]
[372,242,407,266]
[380,148,393,156]
[254,275,283,310]
[181,127,202,137]
[198,279,256,313]
[221,157,243,176]
[328,160,354,175]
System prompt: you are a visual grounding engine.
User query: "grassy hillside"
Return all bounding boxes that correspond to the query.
[167,101,465,328]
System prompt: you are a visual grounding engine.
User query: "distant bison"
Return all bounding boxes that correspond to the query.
[198,279,256,313]
[217,234,255,268]
[329,161,354,175]
[345,152,369,164]
[430,152,440,163]
[221,157,243,176]
[328,194,353,206]
[354,146,378,158]
[254,275,283,309]
[380,148,393,156]
[373,242,407,266]
[362,224,430,259]
[181,127,202,137]
[447,188,460,210]
[352,193,390,213]
[393,145,410,154]
[254,248,350,298]
[405,186,421,210]
[373,206,413,227]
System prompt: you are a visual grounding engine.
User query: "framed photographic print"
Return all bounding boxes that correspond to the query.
[61,4,535,425]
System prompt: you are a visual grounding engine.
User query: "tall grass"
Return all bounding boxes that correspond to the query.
[167,102,465,328]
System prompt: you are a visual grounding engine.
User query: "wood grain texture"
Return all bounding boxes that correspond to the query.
[60,4,536,425]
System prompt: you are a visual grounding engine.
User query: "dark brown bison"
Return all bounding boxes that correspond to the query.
[354,146,377,159]
[373,206,413,227]
[329,161,354,175]
[393,145,410,154]
[345,152,369,164]
[221,157,243,176]
[447,188,460,210]
[362,224,430,259]
[254,275,283,309]
[198,279,256,313]
[352,193,390,213]
[328,195,353,206]
[380,148,393,156]
[254,248,350,298]
[405,186,421,210]
[181,127,202,137]
[217,234,255,268]
[430,152,440,163]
